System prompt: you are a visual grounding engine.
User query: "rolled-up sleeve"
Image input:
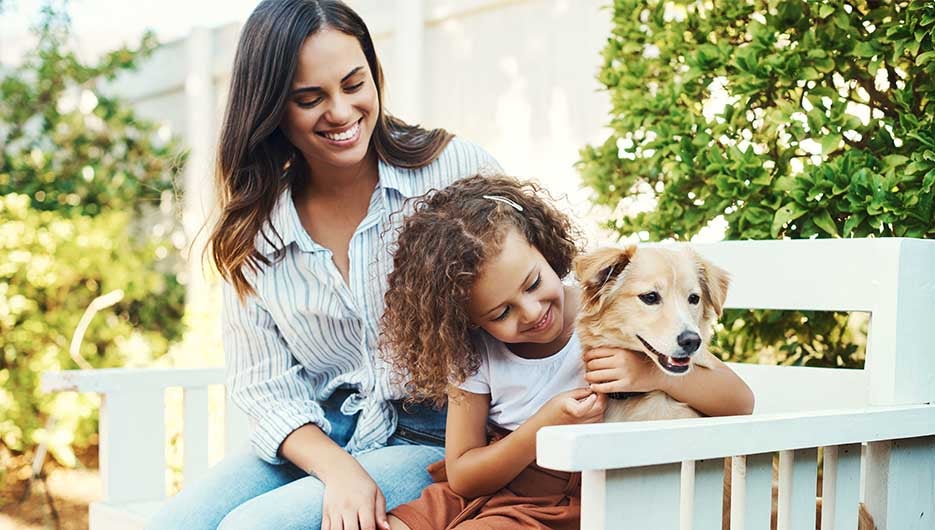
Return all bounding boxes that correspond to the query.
[221,281,331,464]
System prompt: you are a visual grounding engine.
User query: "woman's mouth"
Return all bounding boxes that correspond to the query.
[317,119,361,145]
[527,306,553,333]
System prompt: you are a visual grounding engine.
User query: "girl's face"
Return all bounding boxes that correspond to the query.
[467,228,567,347]
[280,28,379,173]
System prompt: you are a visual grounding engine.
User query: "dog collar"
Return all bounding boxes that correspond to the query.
[608,391,646,400]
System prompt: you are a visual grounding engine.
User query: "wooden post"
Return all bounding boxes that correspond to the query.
[864,240,935,529]
[99,390,166,502]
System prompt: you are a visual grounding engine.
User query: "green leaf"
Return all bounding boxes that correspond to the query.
[842,212,865,235]
[853,41,878,58]
[821,134,842,155]
[813,209,840,237]
[917,50,935,66]
[818,5,834,19]
[882,154,910,170]
[807,108,827,132]
[771,203,808,237]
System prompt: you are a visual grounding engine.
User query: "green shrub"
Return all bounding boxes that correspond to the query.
[581,0,934,366]
[0,6,186,472]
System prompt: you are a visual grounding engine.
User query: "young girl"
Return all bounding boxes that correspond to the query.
[380,176,754,530]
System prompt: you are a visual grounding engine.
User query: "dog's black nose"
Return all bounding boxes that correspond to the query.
[677,331,701,354]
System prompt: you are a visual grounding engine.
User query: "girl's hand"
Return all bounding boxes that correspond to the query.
[319,455,390,530]
[537,387,608,426]
[583,347,665,394]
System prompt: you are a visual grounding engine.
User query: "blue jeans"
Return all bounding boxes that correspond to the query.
[146,390,446,530]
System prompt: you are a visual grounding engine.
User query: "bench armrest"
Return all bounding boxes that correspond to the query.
[41,367,225,393]
[537,404,935,471]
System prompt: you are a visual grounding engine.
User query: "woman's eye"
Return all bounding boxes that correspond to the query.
[525,274,541,292]
[493,306,511,321]
[638,291,661,305]
[688,293,700,305]
[297,97,323,109]
[345,81,364,92]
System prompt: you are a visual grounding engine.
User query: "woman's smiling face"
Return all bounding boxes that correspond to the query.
[280,28,379,173]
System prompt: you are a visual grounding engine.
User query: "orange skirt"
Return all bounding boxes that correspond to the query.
[390,460,580,530]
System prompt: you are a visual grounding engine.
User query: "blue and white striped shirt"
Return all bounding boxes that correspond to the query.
[222,138,502,463]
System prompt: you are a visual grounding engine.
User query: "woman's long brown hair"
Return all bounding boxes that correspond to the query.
[209,0,453,300]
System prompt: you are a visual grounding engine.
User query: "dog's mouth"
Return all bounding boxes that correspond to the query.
[637,335,691,375]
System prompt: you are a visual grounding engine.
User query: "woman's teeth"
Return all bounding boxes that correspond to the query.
[322,121,359,141]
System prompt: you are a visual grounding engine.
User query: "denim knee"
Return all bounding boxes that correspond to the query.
[216,476,325,530]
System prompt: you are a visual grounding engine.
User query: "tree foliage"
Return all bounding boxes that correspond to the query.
[581,0,934,366]
[0,6,186,471]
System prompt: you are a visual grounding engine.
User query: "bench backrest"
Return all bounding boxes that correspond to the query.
[687,238,935,411]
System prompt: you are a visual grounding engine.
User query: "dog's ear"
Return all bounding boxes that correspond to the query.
[574,246,636,301]
[694,250,730,318]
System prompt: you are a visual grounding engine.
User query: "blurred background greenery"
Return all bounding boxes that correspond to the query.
[0,3,190,489]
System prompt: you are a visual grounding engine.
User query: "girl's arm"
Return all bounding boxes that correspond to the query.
[444,385,606,498]
[584,348,755,417]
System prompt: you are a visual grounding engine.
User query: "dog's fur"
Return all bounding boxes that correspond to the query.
[574,245,876,530]
[574,245,728,422]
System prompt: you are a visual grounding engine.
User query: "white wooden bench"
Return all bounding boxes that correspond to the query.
[538,238,935,530]
[43,238,935,530]
[41,368,249,530]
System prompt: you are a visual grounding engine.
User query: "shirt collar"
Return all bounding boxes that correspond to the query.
[376,158,419,198]
[255,187,319,256]
[254,159,417,256]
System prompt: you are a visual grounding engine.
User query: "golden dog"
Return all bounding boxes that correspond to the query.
[574,245,727,422]
[573,245,876,530]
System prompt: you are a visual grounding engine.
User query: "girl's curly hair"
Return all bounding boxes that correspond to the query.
[380,175,582,406]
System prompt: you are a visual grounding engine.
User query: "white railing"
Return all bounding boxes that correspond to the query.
[41,368,248,529]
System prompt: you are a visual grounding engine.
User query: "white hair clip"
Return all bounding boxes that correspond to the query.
[482,195,524,212]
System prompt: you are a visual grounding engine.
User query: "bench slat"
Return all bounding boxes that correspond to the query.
[731,453,773,530]
[688,458,724,530]
[101,390,166,503]
[183,387,211,487]
[821,444,860,530]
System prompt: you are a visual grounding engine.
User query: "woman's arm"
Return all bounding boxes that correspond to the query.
[223,282,389,530]
[282,425,390,530]
[444,385,606,498]
[584,348,754,417]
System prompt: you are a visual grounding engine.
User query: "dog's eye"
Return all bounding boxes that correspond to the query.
[638,292,661,305]
[688,293,700,305]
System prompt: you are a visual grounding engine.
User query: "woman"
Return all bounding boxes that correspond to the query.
[147,1,500,529]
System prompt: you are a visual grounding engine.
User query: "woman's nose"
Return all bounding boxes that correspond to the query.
[325,94,353,124]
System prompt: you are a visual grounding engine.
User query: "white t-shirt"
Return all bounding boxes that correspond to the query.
[458,331,587,431]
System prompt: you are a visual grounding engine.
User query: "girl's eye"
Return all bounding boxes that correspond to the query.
[297,97,323,109]
[345,81,364,92]
[492,306,511,321]
[638,291,661,305]
[525,273,541,292]
[688,293,700,305]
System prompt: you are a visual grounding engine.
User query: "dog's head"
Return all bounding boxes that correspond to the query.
[574,245,729,376]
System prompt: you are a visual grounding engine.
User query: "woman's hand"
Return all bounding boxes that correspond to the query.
[535,387,608,426]
[318,453,390,530]
[583,347,665,394]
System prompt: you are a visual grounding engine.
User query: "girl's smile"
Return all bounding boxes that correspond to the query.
[467,229,576,358]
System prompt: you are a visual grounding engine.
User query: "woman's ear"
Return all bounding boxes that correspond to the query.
[574,246,636,302]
